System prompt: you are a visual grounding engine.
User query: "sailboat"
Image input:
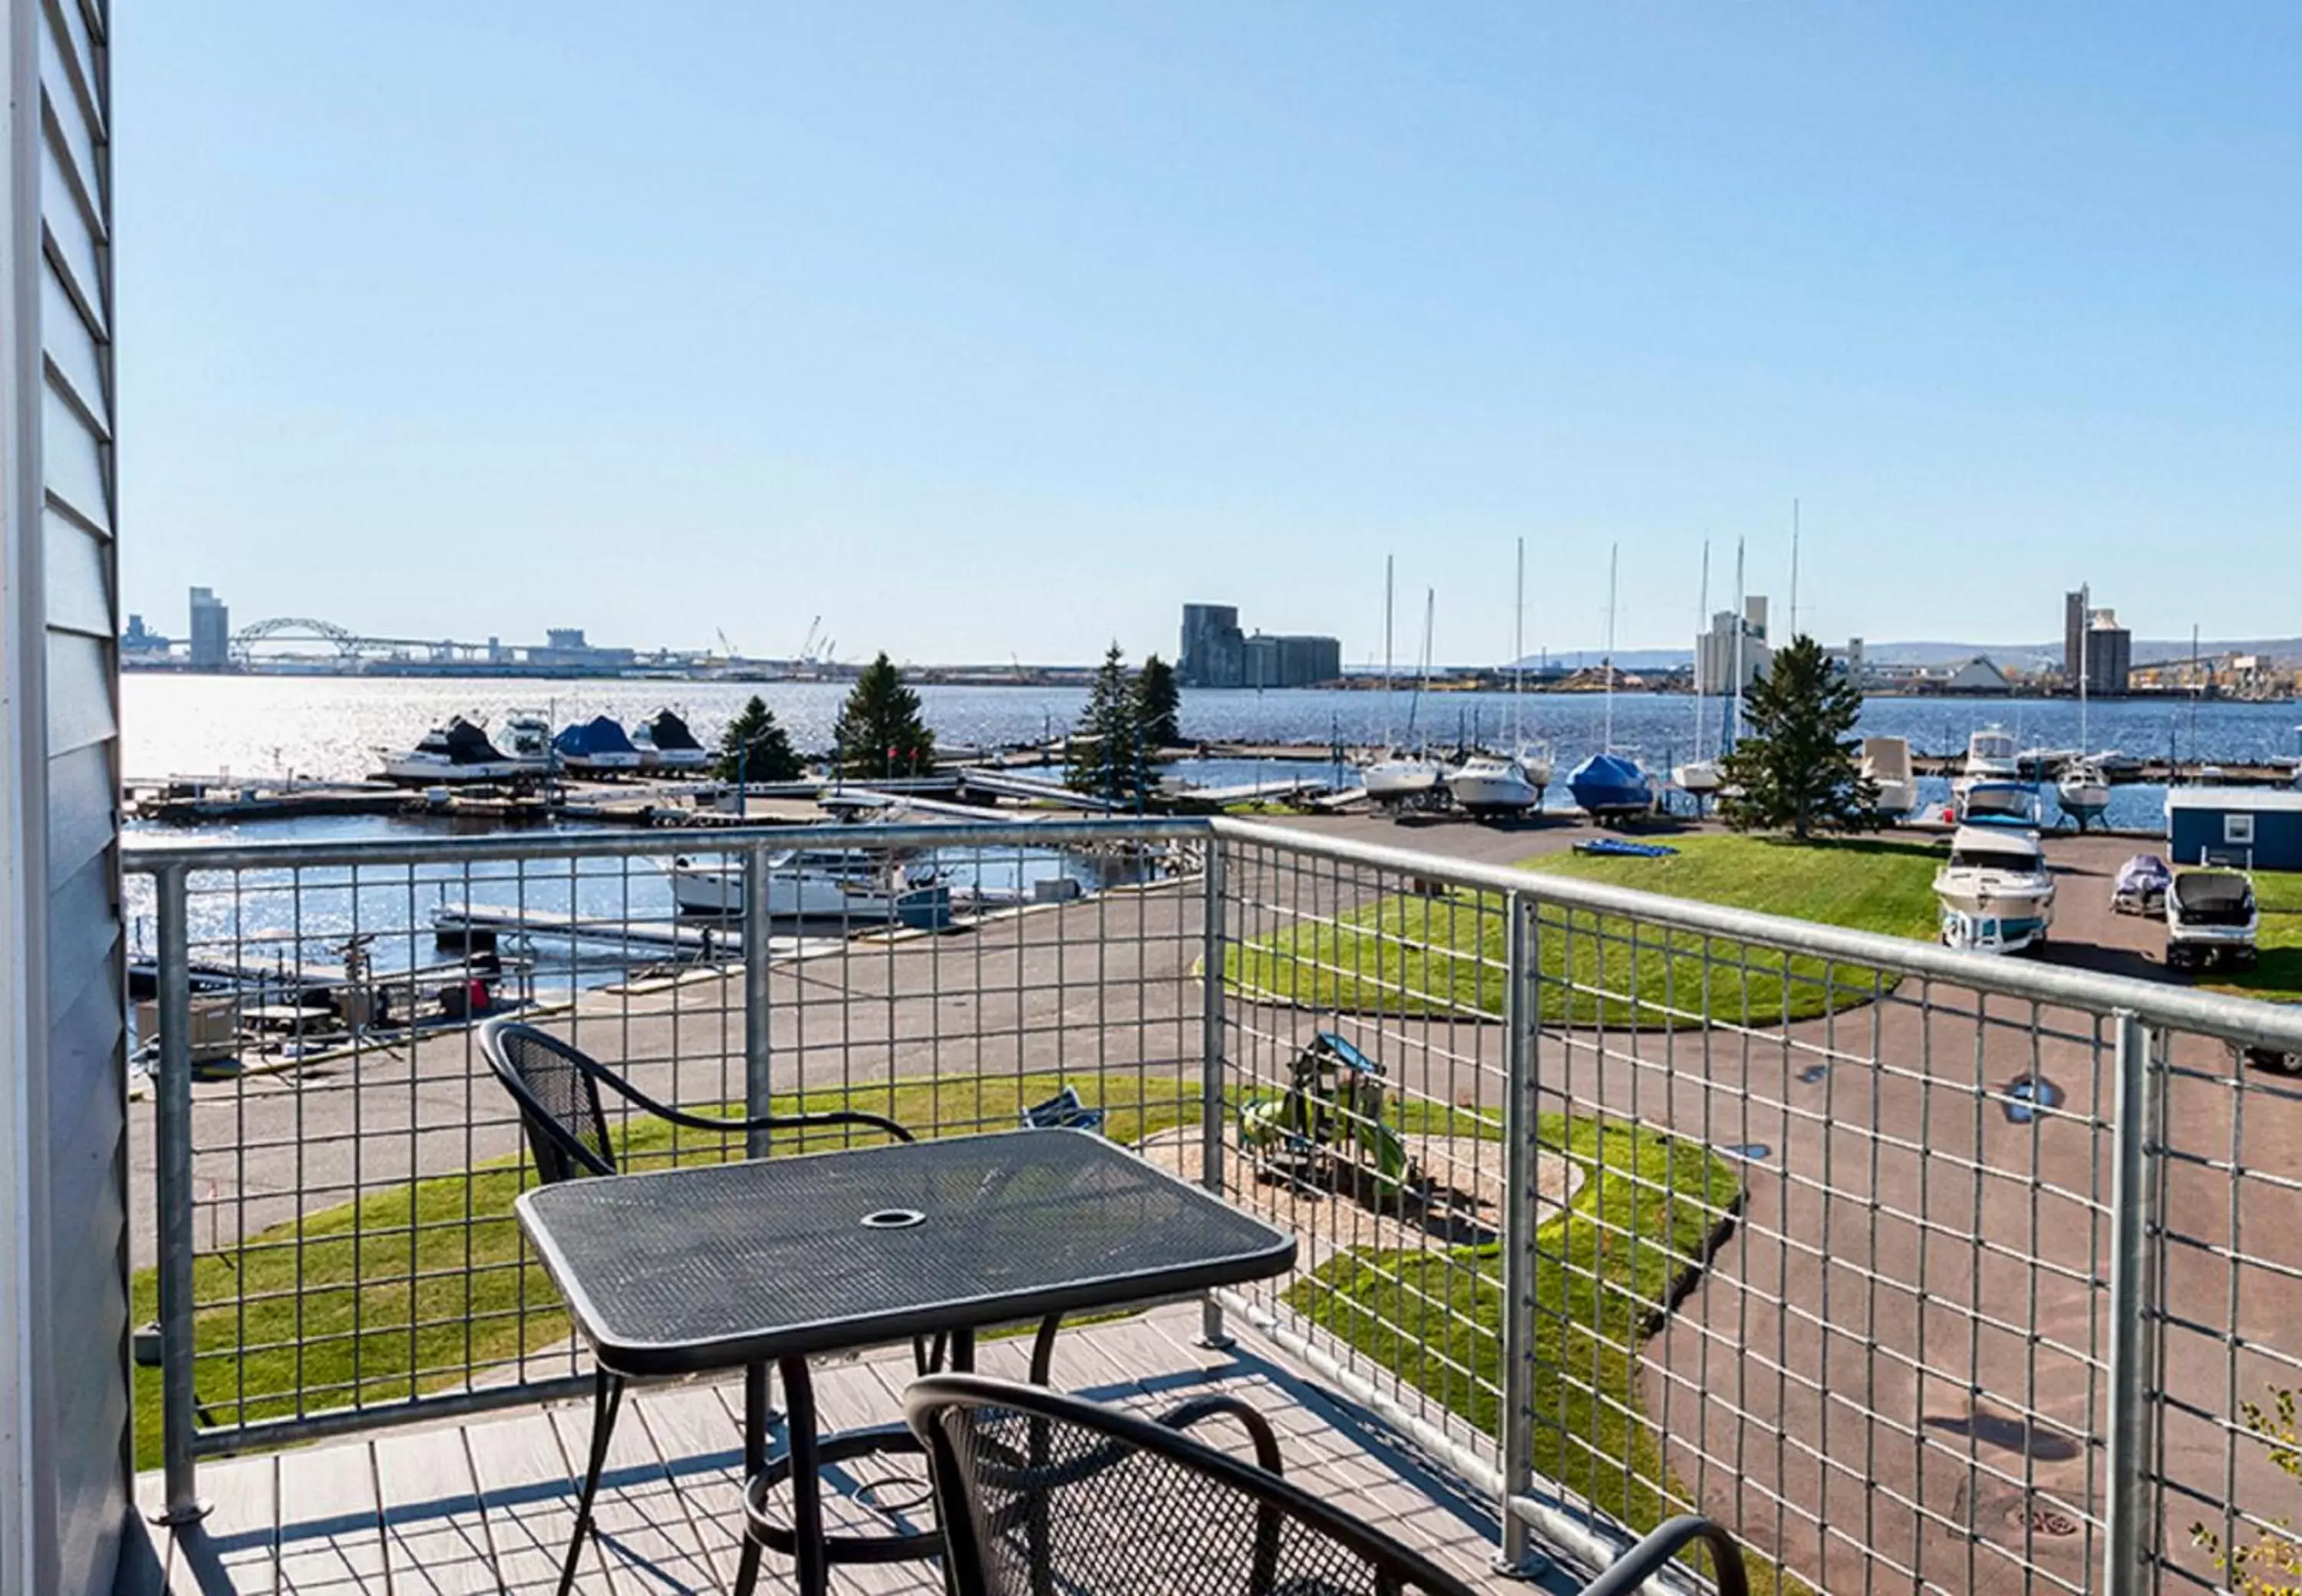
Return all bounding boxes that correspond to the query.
[1364,569,1446,812]
[2056,584,2112,830]
[1448,539,1542,819]
[1673,539,1723,801]
[1567,545,1653,820]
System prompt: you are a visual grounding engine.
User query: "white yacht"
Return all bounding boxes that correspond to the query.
[1673,539,1724,802]
[499,709,554,767]
[1956,726,2020,796]
[1934,826,2056,954]
[1860,736,1919,817]
[2056,759,2112,830]
[376,717,523,785]
[1446,753,1540,817]
[1958,780,2043,828]
[665,849,950,927]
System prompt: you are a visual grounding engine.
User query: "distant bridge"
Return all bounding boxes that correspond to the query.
[232,617,497,665]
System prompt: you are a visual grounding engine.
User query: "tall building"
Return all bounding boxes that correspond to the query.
[1178,603,1246,688]
[1180,602,1339,688]
[2064,590,2131,694]
[188,585,231,669]
[1694,595,1772,695]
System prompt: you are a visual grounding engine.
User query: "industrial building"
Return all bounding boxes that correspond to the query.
[188,585,231,669]
[1179,602,1339,688]
[2063,590,2132,694]
[1693,595,1771,695]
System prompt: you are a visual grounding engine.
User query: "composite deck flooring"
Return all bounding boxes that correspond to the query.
[130,1305,1570,1595]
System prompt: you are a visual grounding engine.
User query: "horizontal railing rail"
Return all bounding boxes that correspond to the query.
[127,816,2302,1595]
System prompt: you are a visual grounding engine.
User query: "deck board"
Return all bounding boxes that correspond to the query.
[137,1306,1552,1595]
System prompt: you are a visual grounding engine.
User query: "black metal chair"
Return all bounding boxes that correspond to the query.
[904,1375,1754,1596]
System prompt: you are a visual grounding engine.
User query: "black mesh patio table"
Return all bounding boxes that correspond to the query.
[516,1128,1296,1595]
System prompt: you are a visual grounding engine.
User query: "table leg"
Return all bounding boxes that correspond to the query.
[557,1367,623,1596]
[733,1362,770,1596]
[779,1357,830,1596]
[951,1328,976,1373]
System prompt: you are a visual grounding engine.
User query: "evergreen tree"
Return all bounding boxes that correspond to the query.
[1133,654,1181,750]
[716,695,802,783]
[1067,644,1151,806]
[1718,635,1878,839]
[832,653,937,778]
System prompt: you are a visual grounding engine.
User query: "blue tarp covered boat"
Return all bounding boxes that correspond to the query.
[552,715,643,772]
[1567,753,1652,819]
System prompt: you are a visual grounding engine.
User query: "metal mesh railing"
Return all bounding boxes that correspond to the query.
[1204,819,2302,1596]
[129,816,2302,1595]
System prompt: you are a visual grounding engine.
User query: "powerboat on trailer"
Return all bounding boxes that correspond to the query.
[552,715,644,774]
[1567,752,1654,822]
[377,717,523,784]
[1934,825,2056,954]
[633,709,712,771]
[1446,752,1541,818]
[1954,726,2020,801]
[2056,759,2112,830]
[1957,780,2043,829]
[2110,853,2172,915]
[499,709,555,767]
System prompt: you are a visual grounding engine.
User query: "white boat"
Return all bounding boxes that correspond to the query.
[1366,572,1447,812]
[1446,753,1540,816]
[633,708,713,771]
[1958,780,2043,828]
[1673,540,1724,801]
[1860,736,1919,816]
[1955,726,2020,796]
[376,717,523,785]
[1446,537,1544,819]
[664,849,951,926]
[2056,759,2112,830]
[1934,825,2056,954]
[499,709,554,767]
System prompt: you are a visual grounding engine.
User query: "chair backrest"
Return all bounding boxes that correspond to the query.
[479,1021,616,1183]
[905,1374,1479,1596]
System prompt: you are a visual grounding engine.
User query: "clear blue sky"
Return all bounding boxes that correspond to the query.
[117,4,2300,665]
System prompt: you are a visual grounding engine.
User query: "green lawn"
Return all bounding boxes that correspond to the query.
[2209,869,2302,1006]
[1227,833,1944,1025]
[1292,1116,1776,1589]
[134,1072,1207,1469]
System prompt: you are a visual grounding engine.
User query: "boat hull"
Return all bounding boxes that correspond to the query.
[1567,754,1651,819]
[378,756,524,785]
[1447,760,1540,816]
[666,862,952,927]
[1364,760,1445,808]
[1934,877,2056,953]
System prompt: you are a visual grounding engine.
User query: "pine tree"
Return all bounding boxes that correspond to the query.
[1067,644,1150,806]
[716,695,802,783]
[1133,654,1181,750]
[1718,635,1877,839]
[832,654,937,779]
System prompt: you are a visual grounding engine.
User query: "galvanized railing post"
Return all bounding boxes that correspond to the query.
[1495,891,1548,1575]
[2102,1011,2159,1594]
[150,864,209,1524]
[742,843,774,1156]
[1199,838,1232,1349]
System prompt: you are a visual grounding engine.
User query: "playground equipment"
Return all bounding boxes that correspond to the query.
[1238,1030,1423,1202]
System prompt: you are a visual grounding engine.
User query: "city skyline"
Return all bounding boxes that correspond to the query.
[120,6,2300,662]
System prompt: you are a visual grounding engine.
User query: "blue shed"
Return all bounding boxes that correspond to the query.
[2166,787,2302,871]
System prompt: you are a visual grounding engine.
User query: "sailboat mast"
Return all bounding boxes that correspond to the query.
[1729,537,1747,751]
[1694,539,1710,761]
[1789,498,1801,640]
[2078,581,2089,750]
[1603,543,1619,755]
[1383,556,1395,750]
[1513,537,1525,750]
[1411,589,1435,748]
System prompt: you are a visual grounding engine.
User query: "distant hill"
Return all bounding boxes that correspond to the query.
[1492,636,2302,672]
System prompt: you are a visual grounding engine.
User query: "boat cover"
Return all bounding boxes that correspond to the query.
[1567,753,1651,814]
[2114,855,2173,897]
[552,715,639,757]
[1573,839,1680,859]
[645,710,704,752]
[2172,871,2254,916]
[439,717,509,764]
